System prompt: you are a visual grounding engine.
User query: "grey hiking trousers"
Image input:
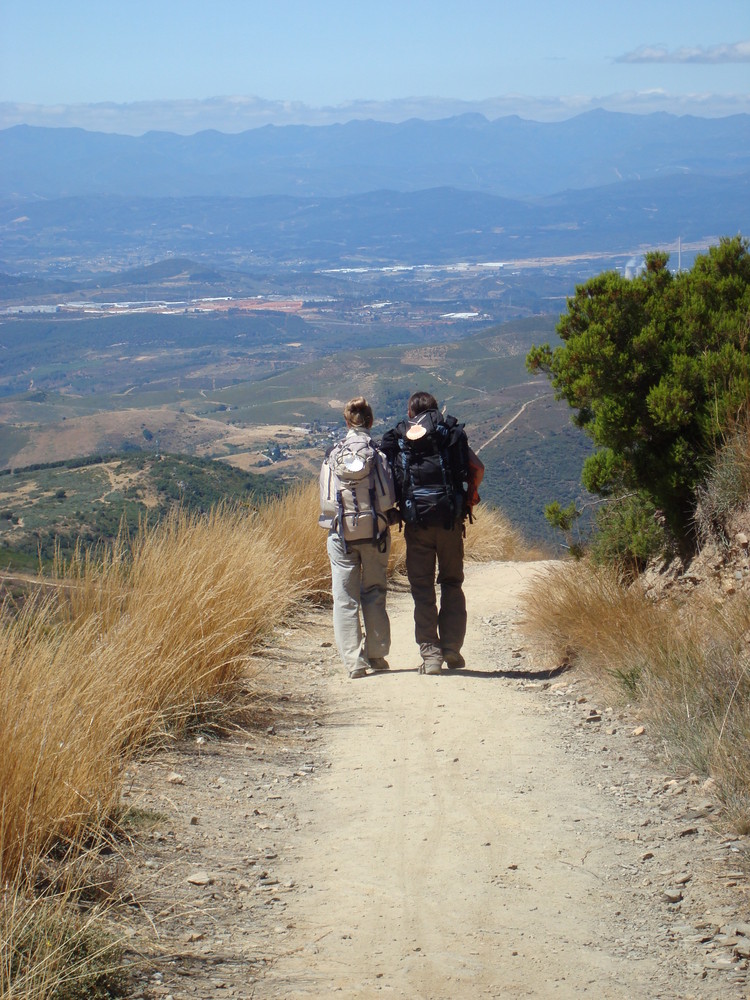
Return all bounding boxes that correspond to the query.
[404,522,466,666]
[327,532,391,675]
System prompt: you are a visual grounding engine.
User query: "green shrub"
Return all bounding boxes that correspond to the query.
[527,236,750,546]
[590,492,667,574]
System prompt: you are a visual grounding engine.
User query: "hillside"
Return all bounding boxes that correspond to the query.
[0,452,277,570]
[0,314,593,549]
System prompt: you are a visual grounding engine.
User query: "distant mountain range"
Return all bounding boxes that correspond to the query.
[2,111,749,201]
[1,111,748,275]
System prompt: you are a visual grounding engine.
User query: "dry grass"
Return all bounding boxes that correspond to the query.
[1,874,127,1000]
[1,496,317,996]
[695,411,750,543]
[464,503,545,563]
[521,560,750,830]
[1,503,308,883]
[0,503,311,1000]
[254,480,331,604]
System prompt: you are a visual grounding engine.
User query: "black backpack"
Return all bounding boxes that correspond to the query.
[393,413,469,528]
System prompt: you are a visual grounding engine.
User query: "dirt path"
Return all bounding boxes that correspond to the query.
[123,562,749,999]
[475,395,547,454]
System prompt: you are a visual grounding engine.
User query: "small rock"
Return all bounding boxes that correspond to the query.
[190,816,200,825]
[187,871,214,886]
[663,889,684,903]
[167,772,185,784]
[704,956,738,971]
[631,726,646,738]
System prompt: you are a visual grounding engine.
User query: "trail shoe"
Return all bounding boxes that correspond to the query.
[419,660,443,675]
[349,666,368,679]
[369,657,390,671]
[443,651,466,669]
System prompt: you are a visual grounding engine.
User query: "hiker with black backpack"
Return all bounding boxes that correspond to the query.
[381,391,484,675]
[319,397,398,679]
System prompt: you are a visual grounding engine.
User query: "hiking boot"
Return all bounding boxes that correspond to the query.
[349,666,368,679]
[443,651,466,669]
[369,657,390,671]
[419,660,443,675]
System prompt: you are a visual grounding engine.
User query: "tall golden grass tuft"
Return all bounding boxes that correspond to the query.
[521,560,750,829]
[1,503,306,885]
[0,598,126,882]
[464,503,544,562]
[3,494,324,994]
[520,561,665,685]
[57,506,303,741]
[254,480,331,604]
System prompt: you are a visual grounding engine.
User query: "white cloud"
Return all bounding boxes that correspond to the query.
[1,91,748,135]
[617,40,750,64]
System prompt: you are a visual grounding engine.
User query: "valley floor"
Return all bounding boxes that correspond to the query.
[121,562,749,999]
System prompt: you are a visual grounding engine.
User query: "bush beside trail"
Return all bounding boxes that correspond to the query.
[527,235,750,560]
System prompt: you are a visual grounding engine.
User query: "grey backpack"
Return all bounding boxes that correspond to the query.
[322,436,395,550]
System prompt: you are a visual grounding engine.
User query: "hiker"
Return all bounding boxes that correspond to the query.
[381,391,484,675]
[319,397,398,679]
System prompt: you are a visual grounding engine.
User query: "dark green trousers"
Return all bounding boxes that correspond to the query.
[404,522,466,666]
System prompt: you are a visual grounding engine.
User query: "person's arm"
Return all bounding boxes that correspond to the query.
[379,427,398,462]
[466,447,484,509]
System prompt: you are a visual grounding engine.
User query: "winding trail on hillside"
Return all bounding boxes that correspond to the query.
[125,562,748,1000]
[475,395,547,454]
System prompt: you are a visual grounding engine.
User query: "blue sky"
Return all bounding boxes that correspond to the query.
[1,0,749,131]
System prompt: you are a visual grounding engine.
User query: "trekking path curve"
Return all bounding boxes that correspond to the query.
[475,394,548,454]
[124,561,749,1000]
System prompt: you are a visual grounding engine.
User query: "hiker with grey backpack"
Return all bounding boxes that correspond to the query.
[381,391,484,675]
[319,397,398,679]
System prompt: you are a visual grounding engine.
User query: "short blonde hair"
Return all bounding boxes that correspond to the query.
[344,396,374,428]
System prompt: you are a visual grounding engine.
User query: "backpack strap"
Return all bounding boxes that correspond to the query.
[436,439,456,529]
[335,487,351,554]
[396,435,415,525]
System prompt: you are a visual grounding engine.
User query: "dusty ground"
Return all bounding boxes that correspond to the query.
[120,561,750,999]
